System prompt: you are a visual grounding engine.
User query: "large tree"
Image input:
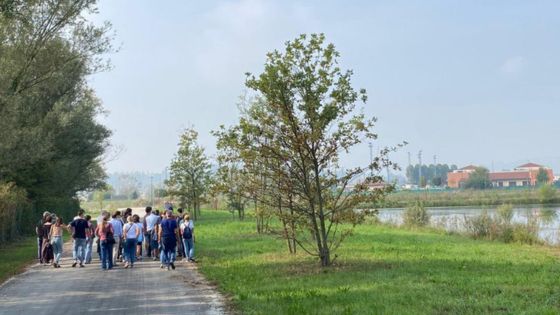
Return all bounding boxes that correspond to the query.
[0,0,112,226]
[537,168,550,186]
[167,128,211,220]
[215,34,400,266]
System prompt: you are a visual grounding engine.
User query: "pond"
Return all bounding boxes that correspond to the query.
[378,205,560,244]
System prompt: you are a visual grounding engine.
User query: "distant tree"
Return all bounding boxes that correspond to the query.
[167,128,211,220]
[130,190,139,200]
[431,177,443,187]
[537,168,550,186]
[464,167,492,189]
[419,176,427,188]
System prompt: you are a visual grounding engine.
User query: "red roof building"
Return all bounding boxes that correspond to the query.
[447,163,554,188]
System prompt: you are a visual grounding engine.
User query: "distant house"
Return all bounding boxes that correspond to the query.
[447,163,554,188]
[447,165,477,188]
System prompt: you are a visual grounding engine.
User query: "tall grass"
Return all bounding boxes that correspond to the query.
[375,187,560,208]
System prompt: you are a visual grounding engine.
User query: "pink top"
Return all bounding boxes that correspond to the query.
[95,222,114,241]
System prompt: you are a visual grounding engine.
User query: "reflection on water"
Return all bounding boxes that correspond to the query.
[378,205,560,244]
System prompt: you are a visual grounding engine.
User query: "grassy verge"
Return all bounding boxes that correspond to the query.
[376,188,560,208]
[197,210,560,314]
[0,237,36,284]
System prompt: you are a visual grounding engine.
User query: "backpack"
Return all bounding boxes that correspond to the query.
[182,224,192,239]
[106,228,115,245]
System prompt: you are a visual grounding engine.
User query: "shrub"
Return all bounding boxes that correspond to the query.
[403,201,430,227]
[539,185,557,204]
[496,204,514,223]
[464,210,492,239]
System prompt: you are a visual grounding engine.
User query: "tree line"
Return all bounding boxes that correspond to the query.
[405,164,457,187]
[0,0,111,243]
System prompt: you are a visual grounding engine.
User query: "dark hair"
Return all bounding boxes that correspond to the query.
[85,215,91,221]
[77,209,85,216]
[56,217,63,225]
[45,216,52,223]
[112,210,121,218]
[145,206,152,213]
[125,208,132,214]
[177,208,183,214]
[154,210,159,216]
[132,214,140,223]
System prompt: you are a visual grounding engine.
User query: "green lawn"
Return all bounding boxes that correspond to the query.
[0,237,37,284]
[197,210,560,315]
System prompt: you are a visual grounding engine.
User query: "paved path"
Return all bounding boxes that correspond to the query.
[0,239,228,315]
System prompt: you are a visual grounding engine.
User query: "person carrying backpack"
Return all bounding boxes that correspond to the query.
[95,215,115,270]
[41,215,54,265]
[159,210,178,270]
[180,214,195,263]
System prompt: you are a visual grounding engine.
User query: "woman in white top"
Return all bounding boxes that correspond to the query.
[179,214,195,262]
[133,214,144,260]
[122,215,140,268]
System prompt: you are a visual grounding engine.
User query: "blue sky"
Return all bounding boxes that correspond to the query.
[90,0,560,175]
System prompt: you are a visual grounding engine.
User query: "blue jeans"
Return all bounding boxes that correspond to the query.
[124,238,137,264]
[161,237,176,266]
[51,236,63,264]
[144,232,153,257]
[182,238,194,260]
[37,237,43,261]
[72,238,87,263]
[85,237,94,263]
[100,240,114,269]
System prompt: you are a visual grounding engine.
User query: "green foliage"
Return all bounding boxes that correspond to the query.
[406,164,457,186]
[0,0,112,241]
[463,167,492,190]
[403,201,430,227]
[198,210,560,314]
[168,127,211,219]
[464,208,540,244]
[215,33,401,266]
[539,184,557,204]
[537,168,550,186]
[0,183,31,244]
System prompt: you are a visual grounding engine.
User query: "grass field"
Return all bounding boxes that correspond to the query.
[197,210,560,314]
[0,237,36,284]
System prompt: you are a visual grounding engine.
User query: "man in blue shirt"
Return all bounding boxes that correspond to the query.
[158,210,177,270]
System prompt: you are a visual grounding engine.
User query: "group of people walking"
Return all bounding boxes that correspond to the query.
[35,205,195,271]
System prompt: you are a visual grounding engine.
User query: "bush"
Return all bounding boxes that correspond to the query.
[539,185,557,204]
[464,208,540,245]
[403,201,430,227]
[0,183,32,245]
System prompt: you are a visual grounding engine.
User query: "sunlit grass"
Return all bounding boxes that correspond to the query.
[197,210,560,314]
[0,237,36,284]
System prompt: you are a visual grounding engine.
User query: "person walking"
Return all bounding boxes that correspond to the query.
[159,210,178,270]
[176,208,184,258]
[133,214,144,260]
[40,215,54,265]
[95,215,114,270]
[68,209,88,268]
[143,207,158,259]
[49,217,66,268]
[36,211,50,263]
[109,211,123,265]
[180,214,195,263]
[84,215,94,264]
[122,215,140,268]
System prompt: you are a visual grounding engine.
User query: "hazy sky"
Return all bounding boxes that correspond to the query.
[90,0,560,175]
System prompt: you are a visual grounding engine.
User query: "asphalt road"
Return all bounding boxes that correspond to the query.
[0,230,228,315]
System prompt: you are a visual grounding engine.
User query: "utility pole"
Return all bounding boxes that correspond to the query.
[418,150,423,187]
[433,155,437,166]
